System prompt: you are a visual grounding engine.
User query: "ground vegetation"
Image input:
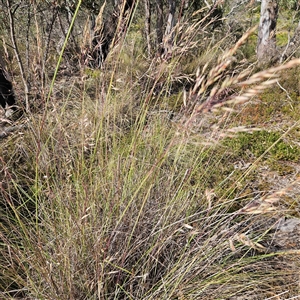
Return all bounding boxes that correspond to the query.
[0,0,300,299]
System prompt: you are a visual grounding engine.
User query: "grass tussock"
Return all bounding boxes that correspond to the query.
[1,5,300,300]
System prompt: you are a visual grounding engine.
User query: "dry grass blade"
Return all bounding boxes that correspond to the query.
[235,233,266,252]
[94,2,106,33]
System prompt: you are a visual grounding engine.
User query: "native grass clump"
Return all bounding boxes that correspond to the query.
[1,2,300,300]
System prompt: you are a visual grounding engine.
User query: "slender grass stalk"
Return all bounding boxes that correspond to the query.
[47,0,82,103]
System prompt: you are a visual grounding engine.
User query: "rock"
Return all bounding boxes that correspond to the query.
[273,218,300,249]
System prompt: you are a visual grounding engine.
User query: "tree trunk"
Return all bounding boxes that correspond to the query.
[144,0,151,56]
[257,0,279,64]
[0,55,16,109]
[156,0,164,48]
[6,0,29,110]
[82,0,136,68]
[162,0,176,57]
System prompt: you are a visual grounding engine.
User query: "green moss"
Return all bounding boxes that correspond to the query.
[84,68,102,78]
[276,31,289,46]
[269,161,295,175]
[223,130,300,162]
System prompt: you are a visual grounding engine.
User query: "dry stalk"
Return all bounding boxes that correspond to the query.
[6,0,30,111]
